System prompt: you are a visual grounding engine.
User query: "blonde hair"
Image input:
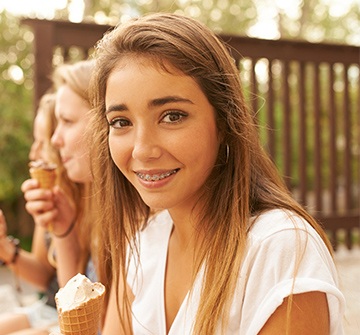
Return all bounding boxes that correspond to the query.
[35,92,79,202]
[90,13,333,334]
[34,92,81,267]
[51,60,97,268]
[52,59,110,324]
[52,59,95,101]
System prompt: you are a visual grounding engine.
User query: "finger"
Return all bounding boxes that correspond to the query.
[33,209,58,228]
[21,178,40,192]
[0,210,6,237]
[25,199,55,217]
[23,188,53,202]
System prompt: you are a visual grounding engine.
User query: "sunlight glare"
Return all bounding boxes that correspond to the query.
[275,0,302,19]
[249,0,280,39]
[321,0,353,17]
[0,0,66,18]
[8,64,24,84]
[68,0,84,22]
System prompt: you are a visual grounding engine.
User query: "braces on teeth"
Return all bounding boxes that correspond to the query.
[137,169,177,181]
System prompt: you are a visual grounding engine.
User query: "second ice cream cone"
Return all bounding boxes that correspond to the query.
[29,168,57,189]
[29,160,58,231]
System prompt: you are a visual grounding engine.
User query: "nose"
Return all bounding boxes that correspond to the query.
[51,126,63,149]
[132,127,162,161]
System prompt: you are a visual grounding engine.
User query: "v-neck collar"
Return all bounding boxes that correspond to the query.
[159,214,204,335]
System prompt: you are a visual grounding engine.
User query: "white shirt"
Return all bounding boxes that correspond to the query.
[127,209,345,334]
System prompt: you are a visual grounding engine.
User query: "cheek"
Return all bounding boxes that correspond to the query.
[109,137,126,171]
[71,128,87,153]
[184,127,219,166]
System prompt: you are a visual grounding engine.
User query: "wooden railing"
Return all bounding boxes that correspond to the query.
[22,18,360,249]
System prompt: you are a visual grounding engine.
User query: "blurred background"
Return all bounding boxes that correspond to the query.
[0,0,359,243]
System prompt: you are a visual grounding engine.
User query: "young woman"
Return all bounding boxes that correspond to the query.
[22,59,108,334]
[0,93,77,335]
[90,13,345,335]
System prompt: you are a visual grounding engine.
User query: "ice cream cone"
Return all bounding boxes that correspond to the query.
[29,160,57,231]
[57,291,104,335]
[29,167,57,189]
[56,274,106,335]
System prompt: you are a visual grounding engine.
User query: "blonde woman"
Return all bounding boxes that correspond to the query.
[90,13,345,335]
[0,93,77,335]
[22,60,108,334]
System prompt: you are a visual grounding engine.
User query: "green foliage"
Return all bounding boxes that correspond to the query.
[84,0,360,44]
[0,11,33,203]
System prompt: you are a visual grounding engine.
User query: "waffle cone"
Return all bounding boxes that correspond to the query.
[29,164,57,231]
[30,168,57,189]
[57,286,105,335]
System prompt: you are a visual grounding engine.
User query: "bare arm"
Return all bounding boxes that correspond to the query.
[47,185,81,287]
[22,179,80,287]
[102,278,134,335]
[0,210,55,291]
[259,291,329,334]
[52,226,80,287]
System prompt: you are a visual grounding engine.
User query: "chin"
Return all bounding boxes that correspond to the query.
[67,171,81,183]
[141,197,172,211]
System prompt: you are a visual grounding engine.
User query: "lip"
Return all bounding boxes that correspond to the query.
[61,155,71,164]
[134,168,179,188]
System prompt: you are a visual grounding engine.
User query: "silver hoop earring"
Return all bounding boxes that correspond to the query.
[225,144,229,164]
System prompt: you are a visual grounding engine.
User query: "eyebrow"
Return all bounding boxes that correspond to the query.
[105,95,194,114]
[150,96,193,107]
[105,103,127,114]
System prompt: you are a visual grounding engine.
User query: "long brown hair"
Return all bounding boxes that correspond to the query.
[90,13,333,334]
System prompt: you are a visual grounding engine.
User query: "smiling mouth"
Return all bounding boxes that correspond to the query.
[136,169,179,182]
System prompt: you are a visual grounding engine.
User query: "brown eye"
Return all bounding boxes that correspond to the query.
[162,111,187,124]
[109,117,131,129]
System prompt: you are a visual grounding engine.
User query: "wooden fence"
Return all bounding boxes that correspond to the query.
[21,18,360,249]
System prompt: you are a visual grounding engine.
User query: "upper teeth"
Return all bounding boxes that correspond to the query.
[137,169,177,181]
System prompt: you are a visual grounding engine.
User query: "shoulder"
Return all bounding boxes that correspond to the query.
[239,209,344,334]
[248,208,317,243]
[243,209,336,281]
[246,209,332,266]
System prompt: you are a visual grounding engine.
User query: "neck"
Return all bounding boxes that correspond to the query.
[167,205,203,250]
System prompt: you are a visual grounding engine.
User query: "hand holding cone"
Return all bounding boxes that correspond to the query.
[29,160,57,231]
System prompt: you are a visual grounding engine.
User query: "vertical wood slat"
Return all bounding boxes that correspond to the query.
[30,21,55,111]
[83,47,90,58]
[251,59,258,122]
[267,60,275,159]
[63,47,70,62]
[358,69,360,216]
[283,61,292,189]
[343,64,352,211]
[342,65,353,250]
[313,63,322,211]
[328,64,337,213]
[299,62,307,206]
[330,229,338,251]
